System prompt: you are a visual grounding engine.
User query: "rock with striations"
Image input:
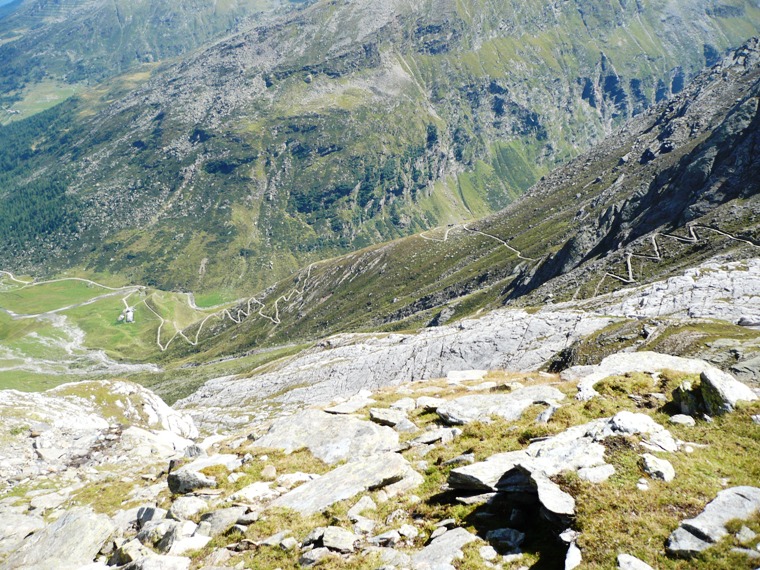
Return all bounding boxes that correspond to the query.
[410,527,478,570]
[436,386,565,425]
[0,507,115,570]
[252,410,398,464]
[270,452,414,515]
[699,368,758,415]
[0,513,45,556]
[667,486,760,557]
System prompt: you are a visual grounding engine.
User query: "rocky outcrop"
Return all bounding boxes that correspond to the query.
[667,487,760,557]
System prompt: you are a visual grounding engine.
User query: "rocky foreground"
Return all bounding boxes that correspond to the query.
[1,347,759,569]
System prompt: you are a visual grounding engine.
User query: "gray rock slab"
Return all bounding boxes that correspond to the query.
[321,526,359,553]
[411,527,477,569]
[324,390,374,414]
[700,368,758,415]
[640,454,675,482]
[271,452,413,515]
[436,386,565,425]
[167,497,208,521]
[0,513,45,555]
[197,507,247,537]
[578,464,615,483]
[167,470,217,495]
[370,407,408,427]
[669,414,696,427]
[668,486,760,557]
[0,507,115,570]
[617,553,655,570]
[253,409,398,464]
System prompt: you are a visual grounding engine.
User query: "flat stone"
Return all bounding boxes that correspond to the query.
[394,418,419,433]
[410,527,477,569]
[299,547,331,566]
[324,390,375,414]
[640,454,675,482]
[390,398,417,412]
[480,545,498,561]
[270,452,413,515]
[565,542,582,569]
[589,411,678,453]
[700,368,758,415]
[410,427,459,446]
[347,496,377,521]
[167,497,208,521]
[436,386,565,425]
[370,407,408,427]
[253,410,398,464]
[578,464,615,483]
[322,526,358,553]
[416,396,446,410]
[229,481,278,503]
[667,486,760,557]
[156,521,197,553]
[0,507,115,570]
[669,414,696,427]
[617,553,655,570]
[167,534,211,556]
[197,507,247,537]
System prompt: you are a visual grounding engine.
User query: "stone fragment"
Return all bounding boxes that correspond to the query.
[391,398,417,412]
[394,418,419,433]
[167,497,208,521]
[480,545,498,561]
[640,454,675,482]
[260,530,291,546]
[416,396,445,410]
[110,539,153,565]
[617,553,655,570]
[197,507,247,537]
[410,427,459,446]
[700,368,758,415]
[156,520,197,553]
[578,464,615,483]
[0,513,45,555]
[436,386,565,425]
[0,507,115,570]
[270,452,413,515]
[347,496,377,521]
[261,465,277,481]
[399,524,419,539]
[669,414,696,427]
[737,526,758,544]
[253,410,398,464]
[280,536,298,550]
[321,526,358,553]
[411,527,477,569]
[369,530,401,547]
[299,547,331,566]
[167,470,216,495]
[137,506,167,529]
[324,390,375,414]
[565,542,582,569]
[486,528,525,550]
[230,481,278,503]
[370,407,408,427]
[667,486,760,557]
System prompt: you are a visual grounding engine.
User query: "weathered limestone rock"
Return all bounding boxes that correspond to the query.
[699,368,758,415]
[588,411,678,453]
[410,527,477,569]
[0,507,115,570]
[230,481,278,503]
[197,507,247,537]
[617,553,655,570]
[167,497,208,521]
[578,464,615,483]
[565,542,582,569]
[640,454,675,482]
[436,386,565,425]
[667,486,760,557]
[271,452,415,515]
[321,526,359,553]
[324,390,375,414]
[252,410,398,464]
[0,514,45,555]
[669,414,696,427]
[156,520,197,553]
[369,407,408,427]
[299,547,331,566]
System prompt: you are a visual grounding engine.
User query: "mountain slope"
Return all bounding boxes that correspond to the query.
[0,0,306,107]
[1,0,760,293]
[173,38,760,361]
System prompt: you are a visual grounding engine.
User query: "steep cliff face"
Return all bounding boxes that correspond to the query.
[1,0,759,293]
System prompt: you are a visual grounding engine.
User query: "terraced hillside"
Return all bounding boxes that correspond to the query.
[1,0,759,294]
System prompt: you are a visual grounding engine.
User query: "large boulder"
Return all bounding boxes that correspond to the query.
[436,386,565,425]
[667,486,760,557]
[699,368,758,415]
[0,508,115,570]
[271,452,415,515]
[252,410,399,464]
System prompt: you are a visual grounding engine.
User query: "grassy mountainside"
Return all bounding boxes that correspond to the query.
[171,38,760,361]
[0,0,307,110]
[1,0,759,294]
